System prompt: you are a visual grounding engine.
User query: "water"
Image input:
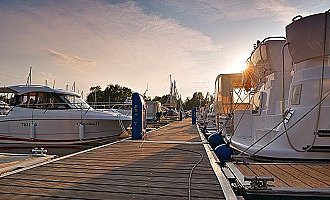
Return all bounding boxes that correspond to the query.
[0,139,120,157]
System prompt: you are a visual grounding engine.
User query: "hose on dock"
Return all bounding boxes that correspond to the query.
[173,147,204,200]
[138,137,204,200]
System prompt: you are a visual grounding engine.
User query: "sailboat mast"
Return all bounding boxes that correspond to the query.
[26,67,32,86]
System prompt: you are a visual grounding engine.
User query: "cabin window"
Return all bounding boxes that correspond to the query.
[49,93,63,108]
[291,84,302,105]
[20,92,37,107]
[60,94,90,109]
[19,92,66,109]
[35,93,48,108]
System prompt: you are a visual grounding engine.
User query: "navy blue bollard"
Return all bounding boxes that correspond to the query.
[179,111,183,121]
[192,107,196,125]
[132,93,145,140]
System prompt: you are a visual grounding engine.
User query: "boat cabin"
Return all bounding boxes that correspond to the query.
[0,85,90,111]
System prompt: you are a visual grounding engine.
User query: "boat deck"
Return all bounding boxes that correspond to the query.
[236,162,330,188]
[0,119,234,199]
[225,161,330,199]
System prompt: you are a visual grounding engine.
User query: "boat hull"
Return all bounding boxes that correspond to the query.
[0,117,131,147]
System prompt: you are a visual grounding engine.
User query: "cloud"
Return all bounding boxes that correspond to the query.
[160,0,329,24]
[0,70,28,86]
[0,0,224,97]
[46,49,95,68]
[4,0,327,98]
[253,0,304,24]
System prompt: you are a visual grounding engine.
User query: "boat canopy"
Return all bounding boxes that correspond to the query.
[0,85,80,97]
[286,12,330,64]
[215,73,250,115]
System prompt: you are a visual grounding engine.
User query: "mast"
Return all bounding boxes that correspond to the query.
[26,67,32,86]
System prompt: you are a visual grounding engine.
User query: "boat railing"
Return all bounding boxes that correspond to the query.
[0,102,89,116]
[0,101,133,118]
[87,101,132,110]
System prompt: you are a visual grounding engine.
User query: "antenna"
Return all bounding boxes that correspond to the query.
[26,67,32,86]
[72,82,76,92]
[169,75,172,95]
[143,83,149,96]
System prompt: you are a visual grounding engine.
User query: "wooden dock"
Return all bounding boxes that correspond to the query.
[0,119,235,199]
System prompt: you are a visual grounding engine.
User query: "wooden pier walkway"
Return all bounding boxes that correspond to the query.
[0,119,232,199]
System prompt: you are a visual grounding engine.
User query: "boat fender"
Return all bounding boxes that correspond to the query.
[214,144,233,167]
[79,123,84,140]
[30,124,36,140]
[207,133,225,149]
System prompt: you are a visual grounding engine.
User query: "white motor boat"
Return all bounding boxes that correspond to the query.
[215,12,330,160]
[0,85,132,147]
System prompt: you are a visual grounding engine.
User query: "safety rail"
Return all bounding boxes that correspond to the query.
[87,101,132,109]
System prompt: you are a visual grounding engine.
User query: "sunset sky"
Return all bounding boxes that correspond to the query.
[0,0,329,99]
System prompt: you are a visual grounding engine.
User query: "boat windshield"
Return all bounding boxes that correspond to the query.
[0,100,10,115]
[60,94,90,109]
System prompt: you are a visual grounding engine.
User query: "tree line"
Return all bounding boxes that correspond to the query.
[87,84,210,110]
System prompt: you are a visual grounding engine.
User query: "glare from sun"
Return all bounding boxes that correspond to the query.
[230,56,248,73]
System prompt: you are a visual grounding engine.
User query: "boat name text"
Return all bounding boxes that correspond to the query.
[77,122,100,126]
[22,122,37,127]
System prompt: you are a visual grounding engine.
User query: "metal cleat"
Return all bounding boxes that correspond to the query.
[244,176,274,190]
[32,147,48,156]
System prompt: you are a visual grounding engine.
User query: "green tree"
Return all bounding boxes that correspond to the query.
[87,86,102,102]
[152,95,169,105]
[182,92,205,110]
[86,84,132,103]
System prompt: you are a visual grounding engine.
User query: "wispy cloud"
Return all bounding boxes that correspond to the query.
[253,0,304,24]
[0,71,26,84]
[0,0,223,97]
[46,49,95,68]
[1,0,327,97]
[161,0,329,24]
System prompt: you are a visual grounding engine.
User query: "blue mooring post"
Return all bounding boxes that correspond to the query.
[132,92,144,140]
[192,107,197,125]
[179,111,183,121]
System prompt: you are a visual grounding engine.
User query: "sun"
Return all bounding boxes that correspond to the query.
[229,55,248,73]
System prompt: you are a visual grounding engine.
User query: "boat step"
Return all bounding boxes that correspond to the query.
[317,130,330,137]
[303,145,330,152]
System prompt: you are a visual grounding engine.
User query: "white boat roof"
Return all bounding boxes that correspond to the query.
[0,85,80,96]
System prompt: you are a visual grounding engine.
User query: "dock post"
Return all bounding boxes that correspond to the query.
[179,111,183,121]
[132,93,145,140]
[192,107,197,125]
